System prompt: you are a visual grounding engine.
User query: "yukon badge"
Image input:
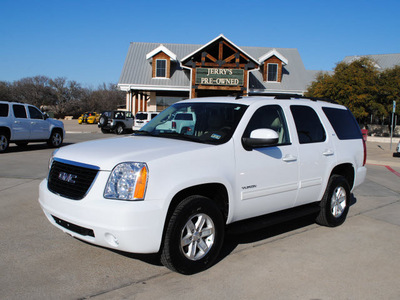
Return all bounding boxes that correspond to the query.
[58,172,77,184]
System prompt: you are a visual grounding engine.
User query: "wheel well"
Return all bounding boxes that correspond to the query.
[51,127,63,138]
[167,183,229,223]
[0,127,11,139]
[330,163,355,189]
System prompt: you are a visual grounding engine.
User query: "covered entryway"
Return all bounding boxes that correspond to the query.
[181,35,259,98]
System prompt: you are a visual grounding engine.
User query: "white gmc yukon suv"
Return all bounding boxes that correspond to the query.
[0,101,64,153]
[39,96,366,274]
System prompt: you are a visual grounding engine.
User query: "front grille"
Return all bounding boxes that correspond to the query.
[48,159,99,200]
[52,215,95,237]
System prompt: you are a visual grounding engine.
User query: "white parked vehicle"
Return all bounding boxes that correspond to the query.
[394,140,400,157]
[39,96,366,274]
[0,101,65,153]
[133,111,159,131]
[155,111,196,134]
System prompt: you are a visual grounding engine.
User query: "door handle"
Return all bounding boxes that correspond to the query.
[282,154,297,162]
[323,149,334,156]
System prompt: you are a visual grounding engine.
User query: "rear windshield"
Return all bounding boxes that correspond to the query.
[0,103,9,117]
[136,113,147,120]
[322,107,362,140]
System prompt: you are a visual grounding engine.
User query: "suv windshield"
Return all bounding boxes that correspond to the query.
[136,102,247,145]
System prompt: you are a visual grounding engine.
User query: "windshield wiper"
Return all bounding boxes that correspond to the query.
[157,132,206,143]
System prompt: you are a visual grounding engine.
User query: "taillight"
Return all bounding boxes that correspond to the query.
[172,121,176,129]
[362,138,367,166]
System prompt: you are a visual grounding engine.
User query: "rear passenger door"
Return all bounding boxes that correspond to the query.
[12,104,31,140]
[28,105,49,140]
[290,105,335,206]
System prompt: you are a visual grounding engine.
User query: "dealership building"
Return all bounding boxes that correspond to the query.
[118,34,320,113]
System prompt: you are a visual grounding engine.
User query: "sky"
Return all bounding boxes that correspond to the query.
[1,0,399,88]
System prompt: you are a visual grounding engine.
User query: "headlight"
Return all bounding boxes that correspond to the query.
[104,162,148,200]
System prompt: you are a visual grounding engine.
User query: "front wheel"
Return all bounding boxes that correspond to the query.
[115,124,125,135]
[316,175,350,227]
[47,130,63,148]
[161,195,225,274]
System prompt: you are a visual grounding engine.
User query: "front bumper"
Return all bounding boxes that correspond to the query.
[38,175,166,254]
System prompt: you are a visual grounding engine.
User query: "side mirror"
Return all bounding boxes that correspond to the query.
[43,113,49,120]
[242,129,279,149]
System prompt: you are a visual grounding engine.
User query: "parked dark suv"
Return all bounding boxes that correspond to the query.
[98,111,134,134]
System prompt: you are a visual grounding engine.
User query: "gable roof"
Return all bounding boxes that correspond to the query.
[258,48,288,65]
[180,34,259,66]
[145,44,177,61]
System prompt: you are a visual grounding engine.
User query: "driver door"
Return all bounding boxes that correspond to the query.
[234,105,299,221]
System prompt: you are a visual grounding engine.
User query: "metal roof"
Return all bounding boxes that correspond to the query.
[118,41,321,94]
[342,53,400,70]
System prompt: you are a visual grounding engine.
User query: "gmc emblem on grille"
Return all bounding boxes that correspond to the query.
[58,172,78,184]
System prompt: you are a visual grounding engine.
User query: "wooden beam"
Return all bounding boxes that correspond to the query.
[206,53,217,62]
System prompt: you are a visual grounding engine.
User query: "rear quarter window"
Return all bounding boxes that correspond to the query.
[322,107,362,140]
[0,103,9,117]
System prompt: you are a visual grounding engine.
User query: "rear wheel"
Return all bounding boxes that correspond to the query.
[0,133,9,153]
[161,195,224,274]
[316,175,350,227]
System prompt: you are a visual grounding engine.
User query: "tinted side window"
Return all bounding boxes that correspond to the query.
[28,106,44,120]
[13,104,27,119]
[290,105,326,144]
[243,105,290,145]
[322,107,362,140]
[0,103,9,117]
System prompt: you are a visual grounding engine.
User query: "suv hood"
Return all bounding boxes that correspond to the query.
[48,118,64,128]
[54,136,214,170]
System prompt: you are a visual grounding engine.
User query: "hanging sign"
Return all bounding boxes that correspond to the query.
[196,68,244,86]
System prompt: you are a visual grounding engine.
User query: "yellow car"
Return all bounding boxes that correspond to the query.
[78,112,100,124]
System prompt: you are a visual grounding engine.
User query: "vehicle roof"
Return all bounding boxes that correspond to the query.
[177,96,346,109]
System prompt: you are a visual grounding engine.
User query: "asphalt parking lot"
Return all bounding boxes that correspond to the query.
[1,121,399,299]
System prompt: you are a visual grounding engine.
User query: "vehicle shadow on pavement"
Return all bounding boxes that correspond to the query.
[75,195,358,271]
[218,194,357,265]
[4,143,74,153]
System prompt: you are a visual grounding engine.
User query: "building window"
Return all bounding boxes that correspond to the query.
[267,63,278,82]
[156,59,167,78]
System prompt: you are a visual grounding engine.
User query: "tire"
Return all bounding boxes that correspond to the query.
[316,175,350,227]
[99,116,108,127]
[161,195,225,274]
[0,132,9,153]
[47,130,63,148]
[115,124,124,135]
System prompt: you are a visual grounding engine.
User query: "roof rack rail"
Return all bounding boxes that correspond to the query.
[274,94,337,104]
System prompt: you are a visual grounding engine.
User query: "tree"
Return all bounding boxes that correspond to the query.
[378,65,400,115]
[306,57,389,122]
[12,76,54,107]
[0,81,13,101]
[1,76,125,117]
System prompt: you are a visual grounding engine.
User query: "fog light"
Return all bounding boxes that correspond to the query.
[104,233,119,247]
